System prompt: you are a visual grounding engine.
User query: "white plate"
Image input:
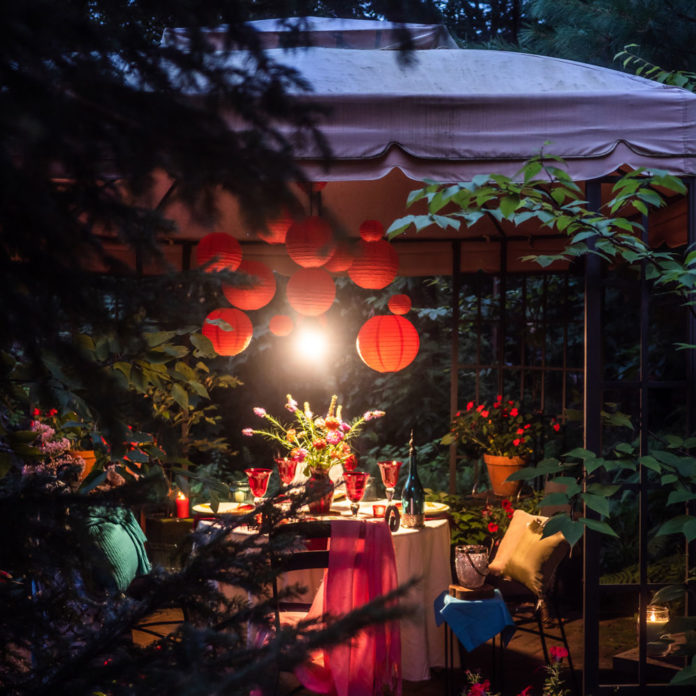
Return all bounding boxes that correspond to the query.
[192,502,255,515]
[425,501,450,514]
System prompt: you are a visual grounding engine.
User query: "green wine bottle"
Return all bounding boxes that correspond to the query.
[401,430,424,528]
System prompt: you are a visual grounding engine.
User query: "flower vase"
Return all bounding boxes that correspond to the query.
[306,470,334,514]
[483,453,525,497]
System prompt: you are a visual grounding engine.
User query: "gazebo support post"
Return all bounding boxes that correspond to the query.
[449,240,461,494]
[582,179,602,695]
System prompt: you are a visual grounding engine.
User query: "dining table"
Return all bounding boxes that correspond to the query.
[197,498,454,682]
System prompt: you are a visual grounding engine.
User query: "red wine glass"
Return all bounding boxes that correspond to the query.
[378,460,403,502]
[244,467,272,505]
[275,457,297,485]
[344,471,370,517]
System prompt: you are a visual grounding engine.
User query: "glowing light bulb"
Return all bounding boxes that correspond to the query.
[295,326,328,361]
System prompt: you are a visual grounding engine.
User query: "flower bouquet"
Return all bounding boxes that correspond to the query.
[244,394,384,477]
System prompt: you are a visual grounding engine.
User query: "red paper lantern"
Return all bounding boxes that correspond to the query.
[323,240,354,273]
[359,219,384,242]
[285,216,335,268]
[202,308,253,356]
[259,215,292,245]
[388,294,412,315]
[286,268,336,317]
[222,259,276,310]
[356,315,419,373]
[195,232,242,272]
[269,314,294,336]
[348,240,399,289]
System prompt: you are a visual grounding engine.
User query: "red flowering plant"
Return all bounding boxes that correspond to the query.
[441,395,561,460]
[243,394,384,475]
[482,496,516,553]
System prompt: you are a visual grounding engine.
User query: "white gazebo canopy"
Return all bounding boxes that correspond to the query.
[112,18,696,275]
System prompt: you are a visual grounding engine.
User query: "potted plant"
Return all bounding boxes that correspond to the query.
[243,394,385,513]
[442,396,560,496]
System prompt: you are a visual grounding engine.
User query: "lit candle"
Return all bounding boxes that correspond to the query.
[175,492,189,519]
[646,605,669,644]
[373,504,386,518]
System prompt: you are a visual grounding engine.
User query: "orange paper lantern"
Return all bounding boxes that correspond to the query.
[259,215,292,245]
[202,308,253,356]
[269,314,294,336]
[285,216,335,268]
[348,240,399,290]
[222,259,276,310]
[356,315,419,373]
[286,268,336,317]
[359,219,384,242]
[388,294,412,315]
[195,232,242,273]
[323,240,354,273]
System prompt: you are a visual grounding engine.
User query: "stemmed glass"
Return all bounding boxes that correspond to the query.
[244,467,272,505]
[344,471,370,518]
[378,460,403,503]
[275,456,297,486]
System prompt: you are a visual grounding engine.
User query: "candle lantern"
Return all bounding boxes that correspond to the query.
[638,604,670,654]
[454,545,489,589]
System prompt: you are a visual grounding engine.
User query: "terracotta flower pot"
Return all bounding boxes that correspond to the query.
[306,470,335,514]
[483,453,526,497]
[72,449,97,481]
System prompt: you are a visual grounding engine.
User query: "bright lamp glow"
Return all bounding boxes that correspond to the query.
[294,326,328,361]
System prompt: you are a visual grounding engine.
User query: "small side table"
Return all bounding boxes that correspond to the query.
[434,589,516,695]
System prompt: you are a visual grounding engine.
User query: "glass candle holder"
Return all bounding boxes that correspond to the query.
[454,545,489,589]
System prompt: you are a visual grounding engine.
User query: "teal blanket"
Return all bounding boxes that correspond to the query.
[83,506,151,593]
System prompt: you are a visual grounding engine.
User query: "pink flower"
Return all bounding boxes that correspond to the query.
[242,428,254,437]
[291,447,308,462]
[466,401,474,411]
[481,410,489,418]
[364,410,385,421]
[253,407,266,417]
[516,427,525,435]
[550,645,568,662]
[488,522,498,533]
[510,408,519,417]
[340,421,351,433]
[476,404,484,412]
[326,430,343,445]
[285,396,298,412]
[513,438,521,446]
[47,408,58,417]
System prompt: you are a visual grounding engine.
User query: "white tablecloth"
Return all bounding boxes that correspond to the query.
[198,503,452,681]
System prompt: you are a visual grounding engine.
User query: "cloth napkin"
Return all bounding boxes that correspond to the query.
[295,519,402,696]
[433,589,515,652]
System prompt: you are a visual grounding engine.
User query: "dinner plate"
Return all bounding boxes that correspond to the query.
[424,501,450,515]
[192,502,255,515]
